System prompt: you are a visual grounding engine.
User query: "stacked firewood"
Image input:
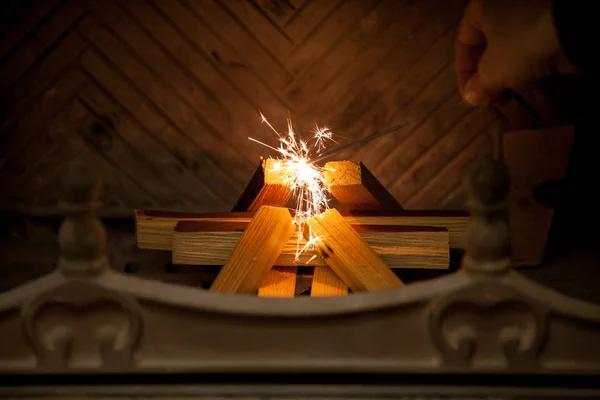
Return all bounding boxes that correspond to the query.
[135,160,471,297]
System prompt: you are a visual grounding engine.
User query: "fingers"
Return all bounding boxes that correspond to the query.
[463,44,513,106]
[455,0,508,107]
[454,0,486,95]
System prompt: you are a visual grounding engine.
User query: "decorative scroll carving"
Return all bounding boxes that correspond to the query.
[429,158,548,368]
[20,282,143,369]
[428,281,549,368]
[18,159,142,368]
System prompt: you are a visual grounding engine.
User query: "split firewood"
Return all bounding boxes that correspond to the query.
[323,161,403,211]
[210,206,294,294]
[172,221,449,269]
[229,158,299,297]
[320,161,402,295]
[311,267,348,296]
[135,209,468,251]
[257,266,297,297]
[304,209,404,292]
[231,158,293,212]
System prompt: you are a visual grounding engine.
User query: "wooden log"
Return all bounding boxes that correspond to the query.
[209,206,294,294]
[323,161,402,211]
[229,158,298,296]
[257,266,297,297]
[231,158,293,212]
[321,161,402,294]
[172,221,449,269]
[135,209,469,251]
[311,266,348,296]
[304,209,404,292]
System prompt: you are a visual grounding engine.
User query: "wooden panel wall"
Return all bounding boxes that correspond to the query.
[0,0,511,216]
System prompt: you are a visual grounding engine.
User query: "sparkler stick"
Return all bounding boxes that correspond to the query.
[313,100,467,163]
[312,123,409,163]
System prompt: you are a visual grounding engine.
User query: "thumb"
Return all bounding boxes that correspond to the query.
[462,72,506,107]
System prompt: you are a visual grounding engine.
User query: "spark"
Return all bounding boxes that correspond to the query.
[249,112,336,260]
[311,123,337,153]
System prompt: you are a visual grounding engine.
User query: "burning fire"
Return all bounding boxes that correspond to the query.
[249,112,336,261]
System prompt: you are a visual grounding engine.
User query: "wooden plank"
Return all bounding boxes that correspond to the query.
[348,66,467,187]
[0,30,87,132]
[75,94,184,207]
[304,209,404,292]
[389,108,498,203]
[15,95,153,210]
[91,0,252,160]
[75,81,214,206]
[318,3,461,124]
[311,266,348,296]
[77,16,250,197]
[232,158,293,211]
[0,0,84,93]
[78,49,226,207]
[15,97,87,203]
[172,221,449,269]
[184,0,293,91]
[503,126,575,266]
[285,0,378,75]
[0,67,87,184]
[135,208,469,251]
[328,29,457,170]
[220,0,294,61]
[77,82,204,207]
[257,266,297,297]
[230,156,294,296]
[33,141,150,211]
[118,0,270,161]
[300,0,452,116]
[255,0,299,25]
[284,0,342,43]
[409,119,500,209]
[153,0,291,117]
[288,0,438,107]
[210,206,295,294]
[324,161,402,211]
[0,0,61,61]
[320,158,404,295]
[320,158,406,295]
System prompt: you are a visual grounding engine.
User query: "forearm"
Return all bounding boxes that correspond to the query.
[552,0,593,75]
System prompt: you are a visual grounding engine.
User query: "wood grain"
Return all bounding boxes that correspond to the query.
[135,209,469,251]
[324,161,403,211]
[232,158,294,212]
[311,266,348,296]
[210,205,295,294]
[257,266,297,297]
[172,222,449,269]
[304,209,404,292]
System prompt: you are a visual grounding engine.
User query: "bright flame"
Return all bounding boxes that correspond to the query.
[249,112,335,260]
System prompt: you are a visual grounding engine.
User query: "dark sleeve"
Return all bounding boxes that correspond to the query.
[552,0,593,75]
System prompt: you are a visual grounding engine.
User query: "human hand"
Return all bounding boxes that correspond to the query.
[454,0,578,107]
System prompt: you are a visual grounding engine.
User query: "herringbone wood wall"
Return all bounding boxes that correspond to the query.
[0,0,509,215]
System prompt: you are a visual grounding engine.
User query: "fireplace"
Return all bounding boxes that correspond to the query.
[0,156,599,399]
[1,0,600,398]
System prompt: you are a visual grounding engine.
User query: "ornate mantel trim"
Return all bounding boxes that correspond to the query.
[0,158,599,377]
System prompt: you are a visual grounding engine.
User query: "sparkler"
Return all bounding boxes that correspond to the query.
[249,112,335,261]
